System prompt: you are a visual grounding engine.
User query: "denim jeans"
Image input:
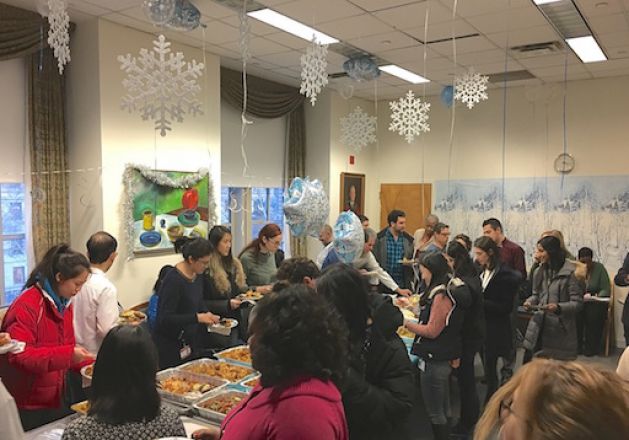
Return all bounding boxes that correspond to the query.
[420,359,452,425]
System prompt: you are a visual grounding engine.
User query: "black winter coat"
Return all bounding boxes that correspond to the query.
[482,265,521,357]
[341,325,415,440]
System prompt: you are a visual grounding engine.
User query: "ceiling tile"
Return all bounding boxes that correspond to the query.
[256,0,297,6]
[574,0,627,17]
[598,31,629,49]
[397,55,458,73]
[528,63,590,78]
[587,13,629,34]
[257,50,302,67]
[184,21,241,44]
[318,14,394,40]
[101,13,162,36]
[404,20,479,43]
[193,1,236,19]
[606,45,629,59]
[455,49,510,65]
[444,0,530,18]
[68,1,111,16]
[274,0,364,24]
[347,31,419,54]
[222,15,280,36]
[373,1,455,30]
[346,0,424,13]
[465,6,548,34]
[375,45,442,64]
[517,53,582,69]
[474,60,525,75]
[85,0,143,12]
[430,35,498,57]
[589,69,629,79]
[584,57,629,72]
[540,72,592,82]
[264,32,310,50]
[221,37,292,56]
[485,25,561,49]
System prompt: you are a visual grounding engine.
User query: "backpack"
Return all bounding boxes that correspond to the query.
[147,265,174,332]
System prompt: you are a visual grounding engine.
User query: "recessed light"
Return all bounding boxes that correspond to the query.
[566,36,607,63]
[247,9,339,45]
[379,65,430,84]
[533,0,563,4]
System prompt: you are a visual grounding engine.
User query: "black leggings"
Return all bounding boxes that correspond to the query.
[457,343,481,430]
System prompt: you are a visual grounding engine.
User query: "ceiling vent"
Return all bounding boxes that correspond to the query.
[488,70,536,83]
[510,41,564,58]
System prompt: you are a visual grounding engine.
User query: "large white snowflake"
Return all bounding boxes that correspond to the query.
[300,38,328,106]
[340,106,377,153]
[47,0,70,74]
[118,34,205,137]
[454,68,489,109]
[389,90,430,144]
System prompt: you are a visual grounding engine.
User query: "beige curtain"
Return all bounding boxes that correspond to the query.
[0,2,71,260]
[221,68,307,257]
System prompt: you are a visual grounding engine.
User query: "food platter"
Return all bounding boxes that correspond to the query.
[71,400,90,415]
[237,290,264,302]
[214,346,252,367]
[156,369,228,405]
[117,310,147,325]
[238,375,260,391]
[193,389,248,423]
[208,318,238,336]
[178,358,256,383]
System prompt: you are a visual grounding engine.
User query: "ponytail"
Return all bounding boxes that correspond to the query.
[25,244,90,291]
[174,237,212,261]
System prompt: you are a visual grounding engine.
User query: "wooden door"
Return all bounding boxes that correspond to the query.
[380,184,432,233]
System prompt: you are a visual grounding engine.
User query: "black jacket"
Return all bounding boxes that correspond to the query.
[454,274,485,349]
[482,264,522,357]
[369,292,403,339]
[341,325,415,440]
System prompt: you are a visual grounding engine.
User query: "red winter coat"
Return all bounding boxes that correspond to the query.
[220,376,348,440]
[0,285,77,410]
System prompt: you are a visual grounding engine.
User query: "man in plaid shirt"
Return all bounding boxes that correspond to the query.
[373,210,415,293]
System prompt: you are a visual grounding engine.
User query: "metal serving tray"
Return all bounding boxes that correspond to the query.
[193,389,249,424]
[156,368,229,405]
[176,358,257,383]
[213,345,252,367]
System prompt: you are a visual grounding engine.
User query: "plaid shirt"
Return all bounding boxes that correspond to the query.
[386,229,405,286]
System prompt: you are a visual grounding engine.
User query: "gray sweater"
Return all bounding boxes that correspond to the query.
[240,249,277,287]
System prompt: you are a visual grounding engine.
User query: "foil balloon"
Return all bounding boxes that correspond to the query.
[167,0,201,31]
[440,85,454,108]
[283,177,329,238]
[333,211,364,263]
[142,0,176,25]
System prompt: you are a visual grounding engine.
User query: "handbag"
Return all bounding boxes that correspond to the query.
[523,310,545,352]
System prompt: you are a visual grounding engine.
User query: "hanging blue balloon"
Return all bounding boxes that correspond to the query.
[333,211,364,264]
[283,177,329,238]
[167,0,201,31]
[441,85,454,108]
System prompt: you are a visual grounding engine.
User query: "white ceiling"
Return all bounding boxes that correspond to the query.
[5,0,629,99]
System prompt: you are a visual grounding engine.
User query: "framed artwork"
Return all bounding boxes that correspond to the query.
[340,172,365,215]
[124,166,215,256]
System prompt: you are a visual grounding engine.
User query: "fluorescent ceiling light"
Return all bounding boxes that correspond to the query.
[566,35,607,63]
[379,65,430,84]
[247,9,339,45]
[533,0,563,4]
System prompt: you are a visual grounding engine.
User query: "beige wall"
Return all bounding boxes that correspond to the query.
[67,19,221,307]
[0,58,27,183]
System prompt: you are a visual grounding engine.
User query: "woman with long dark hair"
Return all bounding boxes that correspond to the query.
[204,226,249,345]
[473,236,521,403]
[0,244,93,430]
[238,223,282,293]
[154,237,220,368]
[192,285,349,440]
[446,241,484,436]
[523,236,583,360]
[62,326,185,439]
[316,265,414,440]
[403,253,464,440]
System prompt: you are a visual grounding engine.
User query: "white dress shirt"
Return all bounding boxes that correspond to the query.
[72,267,119,354]
[352,251,400,292]
[0,379,23,440]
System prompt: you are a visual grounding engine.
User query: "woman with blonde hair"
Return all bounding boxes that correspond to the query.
[474,358,629,440]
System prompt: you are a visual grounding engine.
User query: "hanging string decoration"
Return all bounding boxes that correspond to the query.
[333,211,364,264]
[142,0,176,25]
[47,0,71,74]
[389,90,430,144]
[340,106,377,153]
[118,34,205,136]
[300,37,329,106]
[238,3,253,176]
[454,68,489,109]
[122,165,216,260]
[343,56,380,82]
[283,177,329,238]
[166,0,201,31]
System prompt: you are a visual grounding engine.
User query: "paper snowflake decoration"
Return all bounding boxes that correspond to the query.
[300,38,329,106]
[118,34,205,136]
[389,90,430,143]
[340,106,377,153]
[454,68,489,109]
[47,0,70,74]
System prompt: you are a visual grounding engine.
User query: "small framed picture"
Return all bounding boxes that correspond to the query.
[340,173,365,215]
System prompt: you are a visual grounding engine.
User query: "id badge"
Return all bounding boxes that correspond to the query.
[417,357,426,372]
[179,344,192,360]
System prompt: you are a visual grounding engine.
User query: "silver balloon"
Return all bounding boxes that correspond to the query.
[142,0,176,25]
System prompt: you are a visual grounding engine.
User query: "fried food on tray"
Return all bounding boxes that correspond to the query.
[397,326,414,339]
[71,400,90,415]
[118,310,146,323]
[215,318,235,328]
[218,347,251,364]
[242,377,259,388]
[158,377,215,396]
[238,290,263,301]
[182,362,253,382]
[198,393,246,414]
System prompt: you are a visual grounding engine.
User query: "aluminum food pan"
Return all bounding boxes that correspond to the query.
[193,389,249,424]
[213,345,252,367]
[176,358,256,383]
[236,374,260,393]
[156,368,228,405]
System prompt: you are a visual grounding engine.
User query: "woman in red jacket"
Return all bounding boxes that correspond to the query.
[193,285,349,440]
[0,244,93,431]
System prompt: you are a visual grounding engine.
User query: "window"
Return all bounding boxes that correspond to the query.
[220,186,285,254]
[1,183,28,307]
